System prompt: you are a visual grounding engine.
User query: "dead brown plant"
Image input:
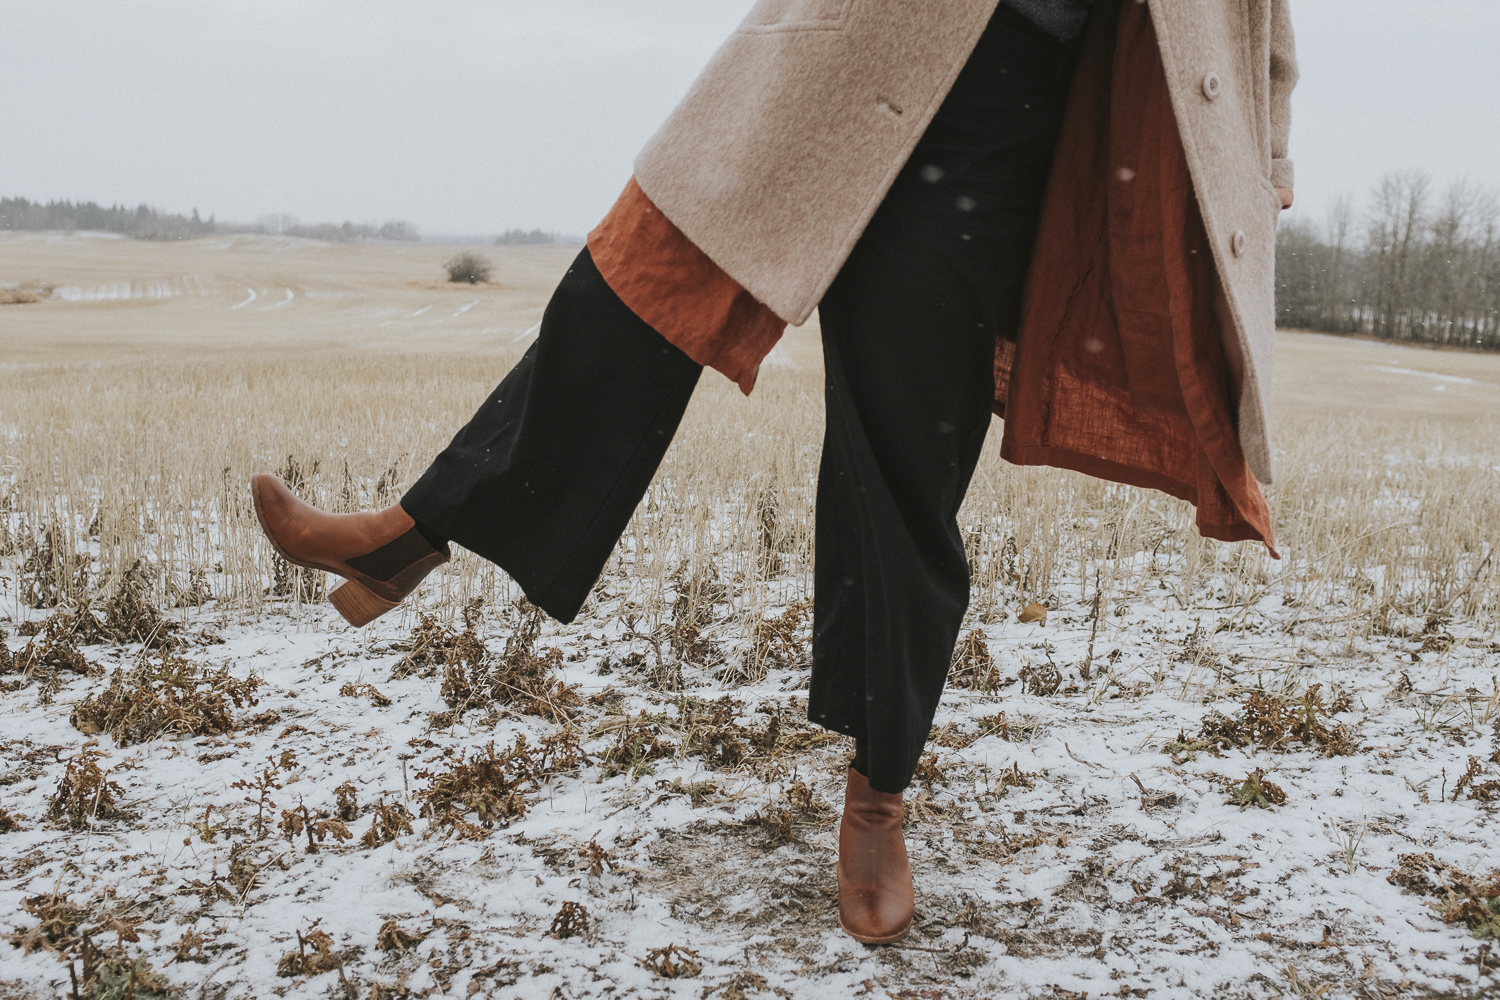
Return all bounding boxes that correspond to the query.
[375,918,426,952]
[1018,660,1062,697]
[360,802,414,847]
[338,681,392,707]
[230,754,290,840]
[974,711,1046,744]
[641,943,702,979]
[746,804,796,847]
[6,615,98,692]
[548,900,590,939]
[673,697,827,774]
[226,841,270,899]
[47,749,125,829]
[713,971,771,1000]
[276,921,345,977]
[1469,779,1500,802]
[70,654,262,745]
[334,781,359,820]
[97,560,181,649]
[166,929,207,965]
[1387,852,1500,938]
[17,526,90,609]
[749,599,811,673]
[1451,755,1486,800]
[391,600,486,680]
[277,801,352,853]
[596,715,677,780]
[7,892,88,953]
[912,751,948,789]
[949,628,1003,692]
[76,953,176,999]
[409,599,582,725]
[416,729,581,836]
[578,838,617,875]
[1227,768,1287,810]
[744,778,834,847]
[6,896,177,998]
[1195,684,1358,757]
[993,762,1038,795]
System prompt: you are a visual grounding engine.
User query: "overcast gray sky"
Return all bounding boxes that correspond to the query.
[3,1,1497,237]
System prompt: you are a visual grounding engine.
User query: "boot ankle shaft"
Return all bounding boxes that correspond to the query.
[846,799,903,823]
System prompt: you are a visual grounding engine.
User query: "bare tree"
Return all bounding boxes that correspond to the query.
[1368,171,1431,339]
[1273,172,1500,351]
[1324,194,1355,331]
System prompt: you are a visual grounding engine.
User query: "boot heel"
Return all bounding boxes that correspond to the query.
[329,579,400,627]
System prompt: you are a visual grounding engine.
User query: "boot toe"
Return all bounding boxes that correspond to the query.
[250,475,319,560]
[838,888,912,944]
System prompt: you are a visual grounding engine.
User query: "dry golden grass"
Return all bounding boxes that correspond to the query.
[1,230,1496,646]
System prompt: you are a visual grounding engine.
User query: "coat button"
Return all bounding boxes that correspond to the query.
[1232,229,1247,256]
[1202,72,1222,99]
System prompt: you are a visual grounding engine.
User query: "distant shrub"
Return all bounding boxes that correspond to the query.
[445,252,493,284]
[0,288,42,305]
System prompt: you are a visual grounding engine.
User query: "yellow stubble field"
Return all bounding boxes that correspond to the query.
[2,229,1495,628]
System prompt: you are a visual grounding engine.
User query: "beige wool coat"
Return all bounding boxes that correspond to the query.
[634,0,1298,484]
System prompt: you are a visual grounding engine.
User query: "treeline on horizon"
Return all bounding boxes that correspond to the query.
[494,228,561,245]
[0,197,419,244]
[10,176,1500,352]
[1276,171,1500,350]
[0,197,217,240]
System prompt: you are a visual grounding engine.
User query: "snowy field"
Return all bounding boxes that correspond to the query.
[1,233,1497,999]
[1,569,1496,999]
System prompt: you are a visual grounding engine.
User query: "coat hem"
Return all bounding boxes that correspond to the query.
[998,437,1277,554]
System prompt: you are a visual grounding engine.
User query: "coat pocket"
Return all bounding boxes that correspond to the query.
[738,0,852,33]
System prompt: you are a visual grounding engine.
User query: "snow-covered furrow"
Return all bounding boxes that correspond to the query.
[49,275,211,302]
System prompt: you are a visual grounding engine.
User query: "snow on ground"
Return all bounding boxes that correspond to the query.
[48,276,210,302]
[1,570,1497,999]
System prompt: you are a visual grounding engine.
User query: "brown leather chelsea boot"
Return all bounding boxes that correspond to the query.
[837,765,914,944]
[250,474,449,627]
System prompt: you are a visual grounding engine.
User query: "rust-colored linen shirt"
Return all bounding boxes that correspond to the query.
[588,178,785,397]
[588,0,1273,552]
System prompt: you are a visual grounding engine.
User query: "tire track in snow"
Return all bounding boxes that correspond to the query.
[259,288,295,310]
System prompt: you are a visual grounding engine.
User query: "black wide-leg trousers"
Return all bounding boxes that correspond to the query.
[403,6,1079,793]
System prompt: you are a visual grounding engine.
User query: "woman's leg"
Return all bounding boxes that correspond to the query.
[810,5,1083,794]
[401,247,702,623]
[811,231,999,793]
[253,247,702,626]
[816,5,1084,946]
